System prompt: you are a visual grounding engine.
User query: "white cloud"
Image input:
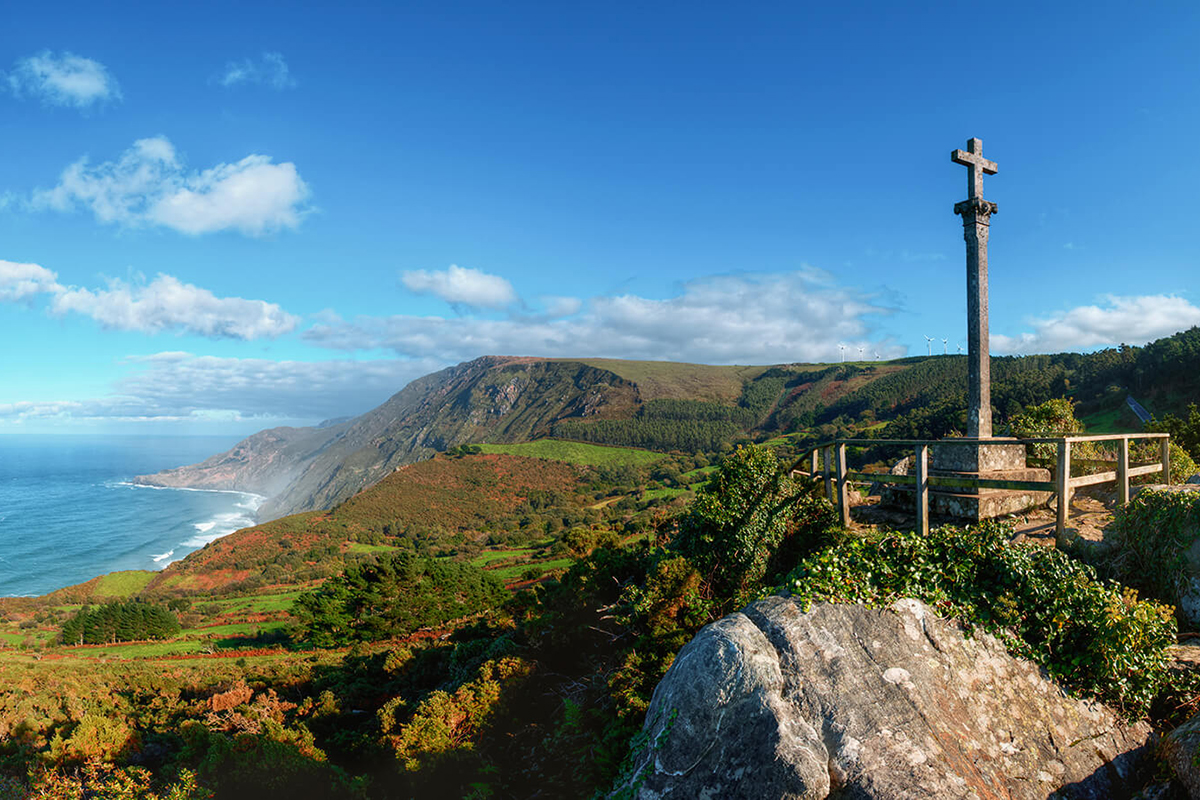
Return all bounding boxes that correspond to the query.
[992,294,1200,354]
[540,295,583,318]
[308,268,903,364]
[218,52,296,90]
[6,51,121,108]
[0,258,297,340]
[50,274,299,339]
[0,354,440,425]
[401,265,518,310]
[33,137,311,236]
[0,260,62,300]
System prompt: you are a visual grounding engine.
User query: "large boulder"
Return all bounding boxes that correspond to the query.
[614,597,1152,799]
[1163,711,1200,798]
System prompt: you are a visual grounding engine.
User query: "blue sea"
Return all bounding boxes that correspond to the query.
[0,435,254,597]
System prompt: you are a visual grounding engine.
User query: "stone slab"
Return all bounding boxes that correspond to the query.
[931,438,1028,472]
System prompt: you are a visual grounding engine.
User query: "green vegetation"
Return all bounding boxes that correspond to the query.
[60,600,181,645]
[1113,489,1200,614]
[477,439,664,467]
[293,552,508,648]
[93,571,158,599]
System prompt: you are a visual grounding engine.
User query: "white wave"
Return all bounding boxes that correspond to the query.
[151,550,175,563]
[183,510,257,547]
[111,481,266,504]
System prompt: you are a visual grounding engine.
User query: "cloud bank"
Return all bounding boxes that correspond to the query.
[993,294,1200,354]
[0,353,438,426]
[33,137,311,236]
[310,269,904,365]
[0,259,296,340]
[6,51,121,108]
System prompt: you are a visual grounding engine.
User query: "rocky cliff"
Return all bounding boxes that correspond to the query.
[135,356,638,520]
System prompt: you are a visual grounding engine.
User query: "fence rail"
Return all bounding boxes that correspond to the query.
[791,434,1170,547]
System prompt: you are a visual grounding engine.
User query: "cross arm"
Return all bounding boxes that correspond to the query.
[951,149,998,174]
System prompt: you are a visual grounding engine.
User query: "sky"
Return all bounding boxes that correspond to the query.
[2,1,1199,435]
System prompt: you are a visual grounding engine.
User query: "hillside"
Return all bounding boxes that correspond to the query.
[137,329,1200,524]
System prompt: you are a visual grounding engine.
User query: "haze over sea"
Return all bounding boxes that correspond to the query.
[0,435,250,597]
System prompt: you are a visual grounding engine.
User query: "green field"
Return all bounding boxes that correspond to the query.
[200,590,306,614]
[346,542,401,554]
[93,570,157,598]
[190,620,290,638]
[642,487,691,501]
[478,439,664,467]
[491,558,574,580]
[471,547,536,567]
[563,358,772,403]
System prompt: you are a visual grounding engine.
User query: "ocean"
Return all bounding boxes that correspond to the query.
[0,434,252,597]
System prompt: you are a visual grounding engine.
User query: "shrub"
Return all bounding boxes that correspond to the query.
[1113,488,1200,611]
[784,521,1176,716]
[293,552,508,647]
[671,445,838,605]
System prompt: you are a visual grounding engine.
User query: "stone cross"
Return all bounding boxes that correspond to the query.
[951,138,999,439]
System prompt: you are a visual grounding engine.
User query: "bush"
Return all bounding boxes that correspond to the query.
[293,552,508,647]
[784,522,1176,716]
[671,445,838,605]
[1113,488,1200,612]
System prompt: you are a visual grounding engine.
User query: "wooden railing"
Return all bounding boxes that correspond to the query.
[792,434,1171,547]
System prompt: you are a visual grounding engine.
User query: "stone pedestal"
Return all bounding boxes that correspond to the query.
[883,438,1052,522]
[928,438,1051,520]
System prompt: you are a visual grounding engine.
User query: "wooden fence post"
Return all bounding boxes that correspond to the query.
[1161,437,1172,485]
[810,449,819,478]
[1056,439,1071,549]
[1117,437,1130,506]
[836,443,850,527]
[915,443,929,537]
[823,446,833,502]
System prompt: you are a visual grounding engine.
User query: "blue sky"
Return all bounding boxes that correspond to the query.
[2,1,1199,435]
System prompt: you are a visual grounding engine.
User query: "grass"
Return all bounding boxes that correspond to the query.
[560,359,772,403]
[491,558,575,580]
[642,487,690,501]
[477,439,663,467]
[70,640,205,658]
[190,620,290,638]
[1080,404,1140,434]
[680,465,717,480]
[346,542,401,554]
[471,548,535,567]
[201,590,304,614]
[92,571,156,599]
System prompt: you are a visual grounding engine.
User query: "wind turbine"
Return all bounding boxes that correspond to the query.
[838,344,846,363]
[942,338,948,355]
[957,341,964,354]
[873,351,880,361]
[857,346,865,360]
[924,335,935,356]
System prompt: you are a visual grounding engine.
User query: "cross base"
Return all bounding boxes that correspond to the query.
[882,438,1052,522]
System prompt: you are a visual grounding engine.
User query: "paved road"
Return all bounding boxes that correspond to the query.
[1126,395,1152,424]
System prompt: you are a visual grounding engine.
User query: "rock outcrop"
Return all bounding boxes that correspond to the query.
[1163,711,1200,799]
[616,597,1152,799]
